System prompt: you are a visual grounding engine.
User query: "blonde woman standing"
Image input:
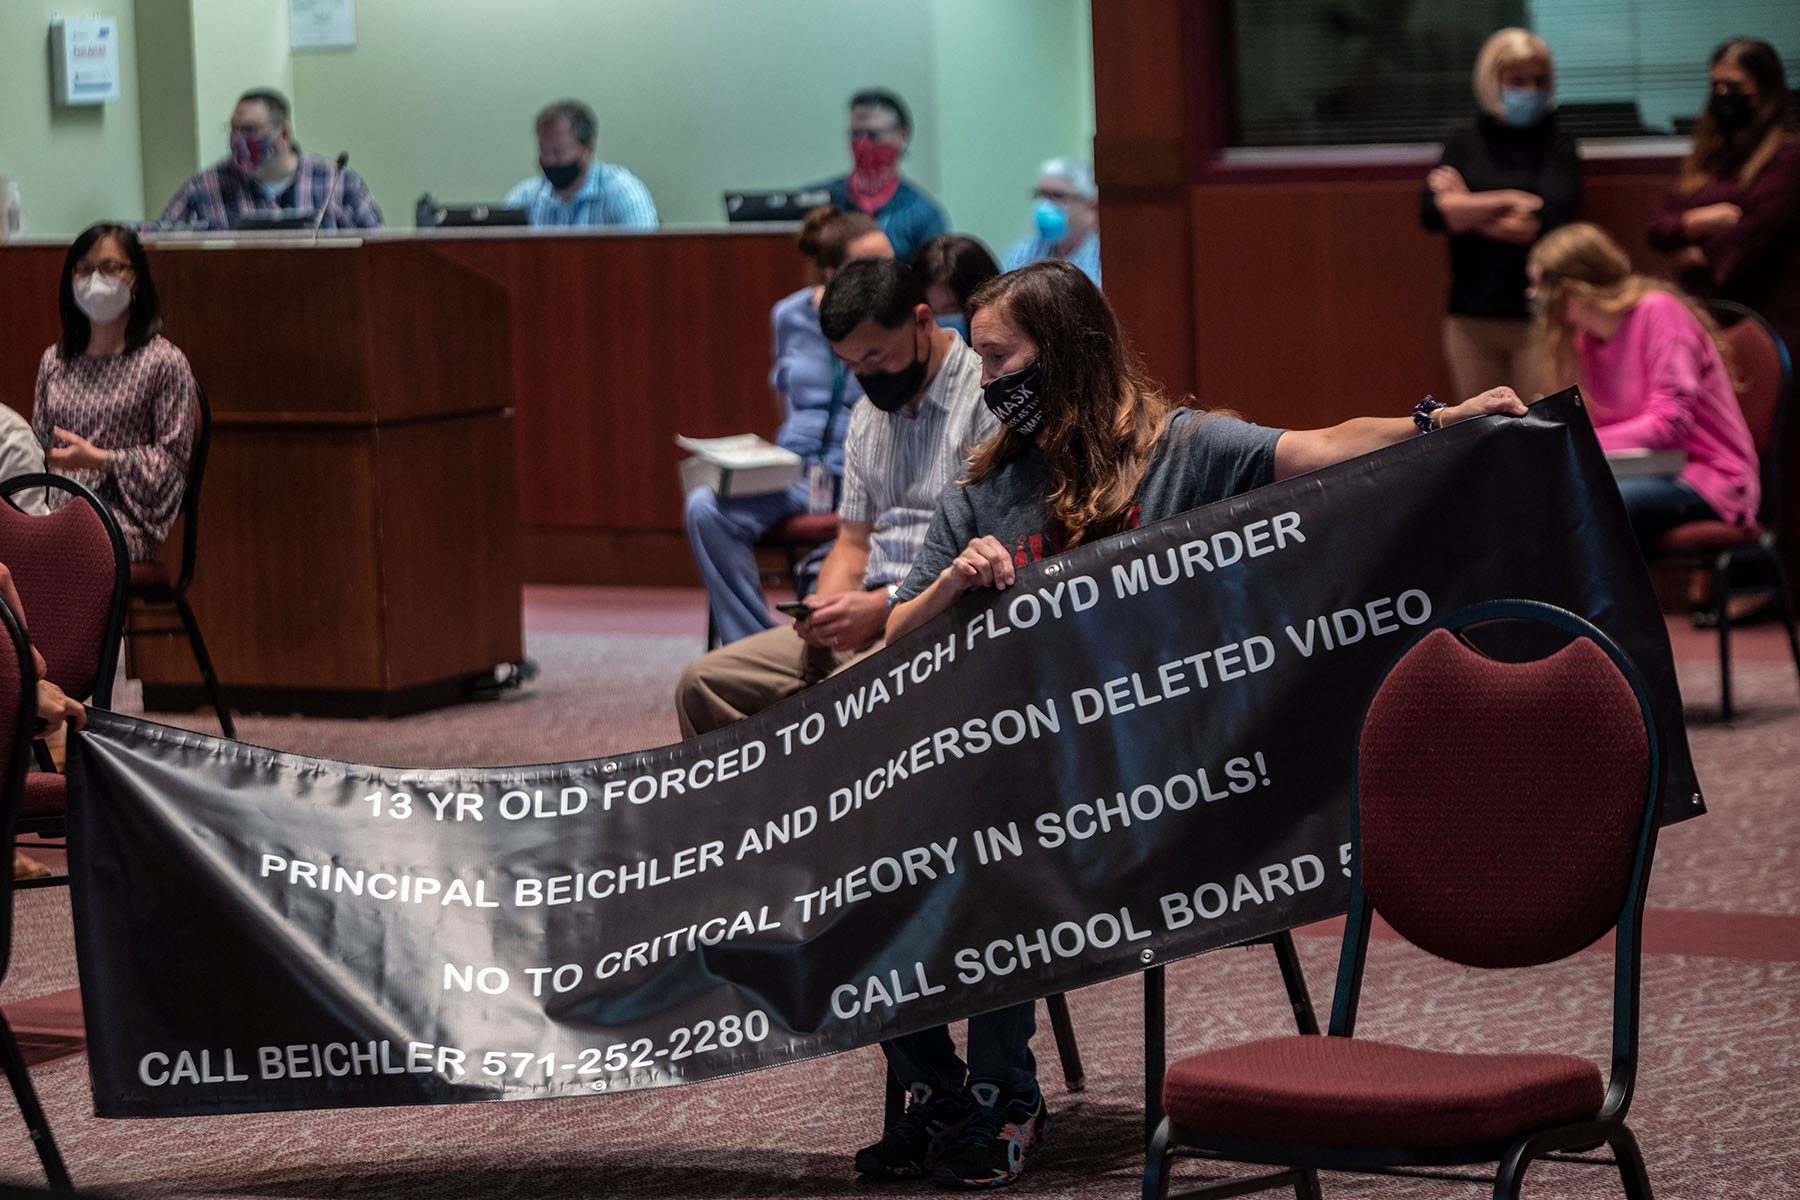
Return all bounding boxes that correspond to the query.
[1528,222,1758,550]
[1422,27,1581,399]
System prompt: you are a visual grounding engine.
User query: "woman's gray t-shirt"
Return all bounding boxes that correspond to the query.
[897,407,1283,601]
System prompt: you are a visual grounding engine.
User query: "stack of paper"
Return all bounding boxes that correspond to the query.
[677,434,803,497]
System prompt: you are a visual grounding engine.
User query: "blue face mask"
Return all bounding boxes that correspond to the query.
[935,312,969,341]
[1500,87,1548,128]
[1033,198,1068,241]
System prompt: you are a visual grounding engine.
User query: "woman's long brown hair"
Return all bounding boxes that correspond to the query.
[964,260,1170,550]
[1679,37,1794,195]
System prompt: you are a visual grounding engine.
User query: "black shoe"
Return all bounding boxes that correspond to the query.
[929,1081,1050,1189]
[854,1082,976,1179]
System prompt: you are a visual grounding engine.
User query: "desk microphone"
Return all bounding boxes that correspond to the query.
[311,151,350,242]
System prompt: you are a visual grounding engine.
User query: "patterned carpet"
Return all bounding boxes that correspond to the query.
[0,589,1793,1198]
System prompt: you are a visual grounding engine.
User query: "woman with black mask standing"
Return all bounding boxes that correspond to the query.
[1422,27,1581,402]
[1648,38,1800,358]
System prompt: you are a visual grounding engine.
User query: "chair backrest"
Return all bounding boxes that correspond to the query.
[1354,605,1656,969]
[171,382,213,593]
[0,595,38,982]
[1706,299,1792,528]
[0,476,128,708]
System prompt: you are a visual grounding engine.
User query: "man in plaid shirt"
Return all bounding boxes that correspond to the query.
[159,88,383,232]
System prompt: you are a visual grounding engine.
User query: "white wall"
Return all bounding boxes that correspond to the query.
[286,0,1094,253]
[2,0,1096,248]
[0,0,145,237]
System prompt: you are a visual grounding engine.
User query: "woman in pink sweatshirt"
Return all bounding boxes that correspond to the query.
[1528,222,1759,549]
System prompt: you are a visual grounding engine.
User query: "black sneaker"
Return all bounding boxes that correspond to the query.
[928,1081,1050,1189]
[854,1082,977,1179]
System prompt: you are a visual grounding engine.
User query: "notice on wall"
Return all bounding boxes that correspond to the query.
[69,389,1700,1117]
[289,0,356,51]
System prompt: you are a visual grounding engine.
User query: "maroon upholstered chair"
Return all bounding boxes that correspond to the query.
[0,593,74,1191]
[1647,301,1800,719]
[1145,601,1662,1200]
[0,475,128,882]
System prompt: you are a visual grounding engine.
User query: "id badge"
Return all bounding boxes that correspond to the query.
[806,463,834,515]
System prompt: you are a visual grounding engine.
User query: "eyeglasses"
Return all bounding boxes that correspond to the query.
[1034,189,1082,204]
[74,262,134,279]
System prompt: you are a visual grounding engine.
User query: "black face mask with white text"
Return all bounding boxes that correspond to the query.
[856,328,928,413]
[981,358,1046,437]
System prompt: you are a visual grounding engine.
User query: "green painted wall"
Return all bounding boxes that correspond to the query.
[930,0,1096,263]
[135,0,199,219]
[287,0,1093,253]
[0,1,144,237]
[3,0,1094,251]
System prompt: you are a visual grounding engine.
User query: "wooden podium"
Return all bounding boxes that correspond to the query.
[130,239,522,717]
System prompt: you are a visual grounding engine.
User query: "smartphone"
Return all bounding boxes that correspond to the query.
[775,600,813,619]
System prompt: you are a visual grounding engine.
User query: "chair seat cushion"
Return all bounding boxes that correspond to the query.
[1162,1036,1603,1148]
[130,560,171,590]
[23,772,65,818]
[762,512,838,547]
[1654,519,1760,554]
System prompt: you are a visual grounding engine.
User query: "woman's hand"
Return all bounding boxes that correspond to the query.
[1441,387,1529,428]
[1426,166,1468,195]
[46,428,113,472]
[1482,208,1542,245]
[36,680,84,737]
[1682,203,1742,239]
[943,536,1015,596]
[1674,245,1709,270]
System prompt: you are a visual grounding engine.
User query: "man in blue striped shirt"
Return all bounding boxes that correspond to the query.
[504,100,658,229]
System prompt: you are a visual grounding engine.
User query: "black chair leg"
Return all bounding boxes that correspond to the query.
[1044,992,1085,1092]
[884,1064,904,1129]
[0,1010,72,1194]
[1267,932,1318,1036]
[1493,1141,1533,1200]
[1609,1125,1653,1200]
[1714,556,1734,720]
[1144,964,1165,1148]
[173,594,235,738]
[1142,1117,1174,1200]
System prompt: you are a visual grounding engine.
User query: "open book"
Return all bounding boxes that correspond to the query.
[676,433,803,497]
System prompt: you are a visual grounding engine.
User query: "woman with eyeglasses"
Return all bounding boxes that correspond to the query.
[1647,37,1800,359]
[31,222,198,562]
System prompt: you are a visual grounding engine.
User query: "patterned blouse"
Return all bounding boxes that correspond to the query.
[32,336,199,562]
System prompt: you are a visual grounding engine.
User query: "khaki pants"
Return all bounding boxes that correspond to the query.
[1442,315,1543,401]
[675,625,881,737]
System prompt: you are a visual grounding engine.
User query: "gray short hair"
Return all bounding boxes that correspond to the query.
[1037,157,1096,199]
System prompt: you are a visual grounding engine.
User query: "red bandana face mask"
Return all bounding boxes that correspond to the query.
[848,140,902,214]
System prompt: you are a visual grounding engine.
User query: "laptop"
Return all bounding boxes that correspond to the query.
[236,209,315,232]
[724,189,833,223]
[416,195,529,229]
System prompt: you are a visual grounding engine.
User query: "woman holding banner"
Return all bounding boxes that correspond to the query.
[869,259,1524,1188]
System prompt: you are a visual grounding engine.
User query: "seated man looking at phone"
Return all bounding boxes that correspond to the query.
[675,258,996,735]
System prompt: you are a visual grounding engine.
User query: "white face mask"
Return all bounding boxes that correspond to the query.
[74,273,132,324]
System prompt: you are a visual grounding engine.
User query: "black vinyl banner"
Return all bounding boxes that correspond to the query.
[69,391,1700,1117]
